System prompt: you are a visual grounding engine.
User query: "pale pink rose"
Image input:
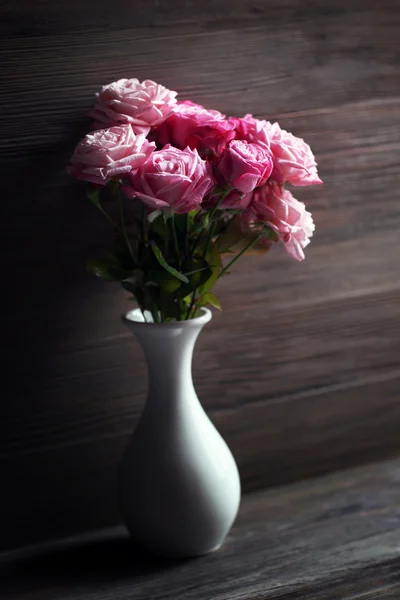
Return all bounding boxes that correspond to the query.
[68,124,155,186]
[156,100,235,156]
[258,122,322,186]
[218,140,273,193]
[123,145,213,214]
[246,182,315,261]
[88,78,177,134]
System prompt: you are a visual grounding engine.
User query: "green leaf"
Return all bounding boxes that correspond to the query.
[87,259,133,282]
[177,257,212,298]
[150,241,189,284]
[198,242,221,295]
[183,266,211,277]
[201,213,210,228]
[191,209,210,233]
[146,270,182,293]
[189,207,201,220]
[197,292,222,311]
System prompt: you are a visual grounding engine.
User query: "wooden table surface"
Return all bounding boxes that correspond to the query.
[2,458,400,599]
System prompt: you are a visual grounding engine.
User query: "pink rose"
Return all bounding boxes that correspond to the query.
[260,122,322,186]
[218,139,273,193]
[246,183,315,261]
[88,78,177,134]
[155,101,235,156]
[123,145,213,214]
[230,117,322,187]
[68,124,155,186]
[228,114,269,144]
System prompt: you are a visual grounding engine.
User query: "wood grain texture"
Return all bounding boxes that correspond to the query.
[1,0,400,549]
[2,458,400,599]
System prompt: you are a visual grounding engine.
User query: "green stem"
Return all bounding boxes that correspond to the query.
[146,292,160,323]
[117,187,136,265]
[183,266,210,277]
[94,203,119,230]
[190,230,204,257]
[141,203,147,246]
[163,213,169,257]
[185,291,197,320]
[135,297,148,323]
[203,221,217,258]
[171,215,180,266]
[191,189,230,256]
[218,232,265,279]
[208,189,228,220]
[176,300,183,321]
[185,213,190,258]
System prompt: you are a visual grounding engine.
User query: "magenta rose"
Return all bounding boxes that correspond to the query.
[123,145,213,214]
[155,101,235,156]
[68,124,155,186]
[218,139,273,194]
[88,78,177,135]
[246,183,315,261]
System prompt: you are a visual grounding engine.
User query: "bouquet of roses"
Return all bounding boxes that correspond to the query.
[68,78,322,322]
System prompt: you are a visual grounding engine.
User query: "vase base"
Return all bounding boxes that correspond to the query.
[152,543,223,560]
[200,543,222,556]
[126,533,224,560]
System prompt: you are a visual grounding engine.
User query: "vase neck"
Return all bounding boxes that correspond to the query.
[138,325,199,388]
[123,309,212,408]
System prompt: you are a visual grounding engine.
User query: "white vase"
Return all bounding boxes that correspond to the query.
[119,307,241,558]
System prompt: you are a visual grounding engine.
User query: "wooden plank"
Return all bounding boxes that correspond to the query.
[2,9,400,154]
[2,459,400,599]
[2,0,399,37]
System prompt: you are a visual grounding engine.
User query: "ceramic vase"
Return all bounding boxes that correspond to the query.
[119,307,241,558]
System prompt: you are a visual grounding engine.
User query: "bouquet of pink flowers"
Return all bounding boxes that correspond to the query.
[69,78,322,322]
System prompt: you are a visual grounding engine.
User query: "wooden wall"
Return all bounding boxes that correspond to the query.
[1,0,400,551]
